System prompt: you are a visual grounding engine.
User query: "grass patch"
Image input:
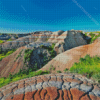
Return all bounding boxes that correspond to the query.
[70,55,100,82]
[7,38,12,41]
[0,40,4,44]
[57,70,62,73]
[0,69,50,88]
[0,49,16,61]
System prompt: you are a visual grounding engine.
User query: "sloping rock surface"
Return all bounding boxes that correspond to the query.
[0,46,26,78]
[39,38,100,73]
[0,44,54,78]
[0,73,100,100]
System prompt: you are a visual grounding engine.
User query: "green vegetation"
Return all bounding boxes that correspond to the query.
[0,40,4,44]
[40,43,56,58]
[89,32,100,43]
[48,65,56,71]
[15,50,23,60]
[57,70,62,73]
[70,55,100,82]
[0,69,50,88]
[24,49,33,63]
[53,67,55,70]
[0,49,16,61]
[64,68,68,72]
[7,38,12,41]
[83,32,100,44]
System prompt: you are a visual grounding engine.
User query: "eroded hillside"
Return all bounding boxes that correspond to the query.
[0,30,88,78]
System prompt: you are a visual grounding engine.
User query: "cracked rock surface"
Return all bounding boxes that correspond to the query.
[0,73,100,100]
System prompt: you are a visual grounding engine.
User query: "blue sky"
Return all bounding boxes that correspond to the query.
[0,0,100,33]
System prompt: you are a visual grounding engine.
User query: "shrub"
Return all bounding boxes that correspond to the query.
[53,67,55,70]
[83,32,100,44]
[70,55,100,82]
[24,49,33,63]
[57,70,62,73]
[64,68,68,72]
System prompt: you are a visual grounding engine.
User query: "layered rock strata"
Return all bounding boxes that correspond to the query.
[0,73,100,100]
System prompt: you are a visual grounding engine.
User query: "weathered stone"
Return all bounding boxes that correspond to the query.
[80,84,92,92]
[36,83,43,90]
[70,88,85,100]
[0,73,100,100]
[14,88,25,95]
[62,82,71,90]
[25,86,32,93]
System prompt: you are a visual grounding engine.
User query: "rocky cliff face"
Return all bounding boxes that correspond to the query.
[39,37,100,73]
[54,30,87,54]
[0,30,87,53]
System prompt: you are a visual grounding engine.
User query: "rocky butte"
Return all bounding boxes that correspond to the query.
[0,30,100,100]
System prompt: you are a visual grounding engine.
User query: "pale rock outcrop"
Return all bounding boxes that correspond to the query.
[48,30,64,42]
[54,30,87,54]
[36,32,52,42]
[0,35,35,51]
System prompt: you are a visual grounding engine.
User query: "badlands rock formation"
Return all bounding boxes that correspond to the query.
[0,34,29,40]
[54,30,87,54]
[0,43,54,78]
[0,34,11,40]
[0,35,34,51]
[0,30,87,53]
[0,73,100,100]
[0,31,99,78]
[0,46,26,78]
[0,31,100,100]
[39,37,100,73]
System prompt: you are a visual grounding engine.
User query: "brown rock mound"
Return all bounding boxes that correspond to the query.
[0,46,26,78]
[0,73,100,100]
